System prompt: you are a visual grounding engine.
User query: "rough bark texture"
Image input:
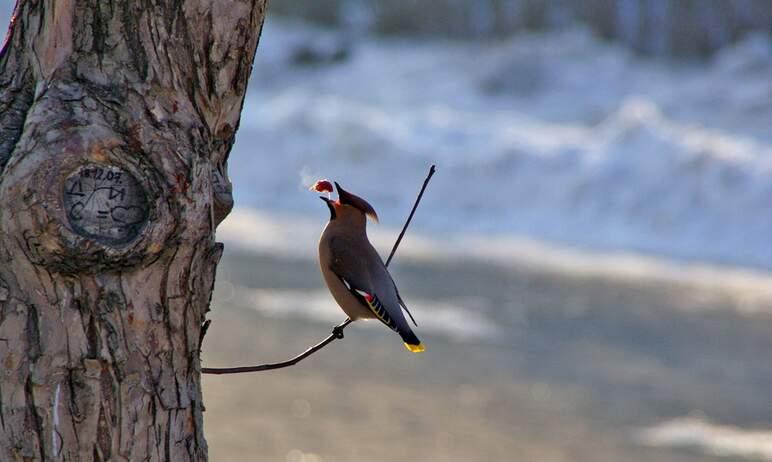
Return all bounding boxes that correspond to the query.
[0,1,267,460]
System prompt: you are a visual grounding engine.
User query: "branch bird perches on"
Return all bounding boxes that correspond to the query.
[201,164,436,375]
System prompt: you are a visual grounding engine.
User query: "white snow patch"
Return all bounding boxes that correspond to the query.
[215,285,499,343]
[636,417,772,461]
[218,207,772,310]
[229,20,772,270]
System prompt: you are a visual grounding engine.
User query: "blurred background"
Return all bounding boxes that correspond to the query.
[3,1,772,460]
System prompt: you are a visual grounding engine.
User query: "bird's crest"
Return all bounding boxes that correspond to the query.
[335,182,379,223]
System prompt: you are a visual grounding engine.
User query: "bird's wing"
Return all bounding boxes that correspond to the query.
[333,272,400,333]
[367,246,418,327]
[327,235,374,291]
[392,277,418,326]
[328,236,403,332]
[351,288,401,333]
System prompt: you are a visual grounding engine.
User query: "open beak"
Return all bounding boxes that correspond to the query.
[320,195,336,220]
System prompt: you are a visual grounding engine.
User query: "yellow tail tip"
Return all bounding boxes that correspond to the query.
[404,342,425,353]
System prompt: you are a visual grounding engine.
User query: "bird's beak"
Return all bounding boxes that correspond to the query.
[320,195,336,220]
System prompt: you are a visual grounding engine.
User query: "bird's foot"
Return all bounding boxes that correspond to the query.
[332,325,345,339]
[332,318,351,339]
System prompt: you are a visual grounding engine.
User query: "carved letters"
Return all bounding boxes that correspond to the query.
[63,164,149,245]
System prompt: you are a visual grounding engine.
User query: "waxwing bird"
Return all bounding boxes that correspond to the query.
[317,182,424,353]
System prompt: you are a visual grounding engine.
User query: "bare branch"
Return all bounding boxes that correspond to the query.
[201,318,352,375]
[386,164,436,267]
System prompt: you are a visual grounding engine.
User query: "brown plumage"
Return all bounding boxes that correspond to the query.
[317,183,423,352]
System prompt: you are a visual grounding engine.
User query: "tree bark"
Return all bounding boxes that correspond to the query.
[0,1,267,460]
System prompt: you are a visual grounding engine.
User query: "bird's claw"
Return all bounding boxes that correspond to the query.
[332,326,345,339]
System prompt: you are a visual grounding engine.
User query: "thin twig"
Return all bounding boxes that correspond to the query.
[201,319,352,375]
[201,164,437,375]
[386,164,436,267]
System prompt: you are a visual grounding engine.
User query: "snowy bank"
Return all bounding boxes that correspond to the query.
[229,21,772,270]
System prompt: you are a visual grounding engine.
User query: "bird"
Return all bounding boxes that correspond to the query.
[315,181,424,353]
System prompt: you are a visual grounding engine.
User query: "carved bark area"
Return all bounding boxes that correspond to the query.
[0,1,267,460]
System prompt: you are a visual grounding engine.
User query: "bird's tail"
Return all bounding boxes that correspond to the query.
[400,330,425,353]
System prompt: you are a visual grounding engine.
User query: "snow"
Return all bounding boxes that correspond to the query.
[219,208,772,306]
[636,417,772,461]
[216,285,500,343]
[230,20,772,270]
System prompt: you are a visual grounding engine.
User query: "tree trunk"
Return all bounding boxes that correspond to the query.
[0,1,267,460]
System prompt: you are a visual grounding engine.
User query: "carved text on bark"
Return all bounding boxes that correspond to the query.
[63,164,149,245]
